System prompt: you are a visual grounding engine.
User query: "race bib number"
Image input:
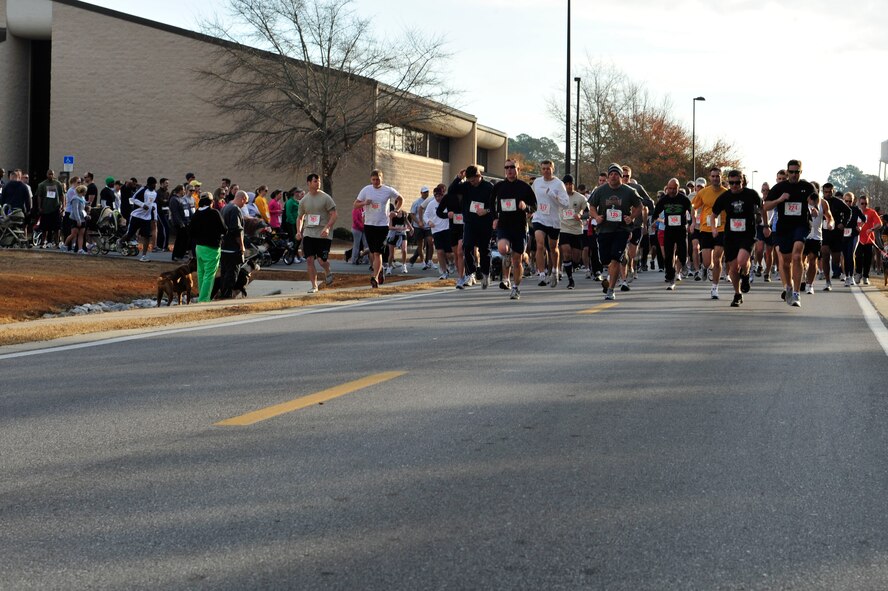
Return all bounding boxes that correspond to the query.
[47,190,57,200]
[606,208,622,222]
[843,228,852,238]
[730,218,747,232]
[501,199,516,212]
[470,201,484,214]
[183,209,190,218]
[370,202,381,210]
[562,208,575,220]
[708,214,721,228]
[306,214,321,227]
[667,215,682,227]
[785,202,802,216]
[822,219,829,230]
[539,203,550,215]
[453,213,464,224]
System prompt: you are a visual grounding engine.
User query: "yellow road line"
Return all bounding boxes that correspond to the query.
[215,371,406,426]
[578,302,619,315]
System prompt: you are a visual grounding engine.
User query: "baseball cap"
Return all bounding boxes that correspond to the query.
[421,185,429,193]
[695,177,706,186]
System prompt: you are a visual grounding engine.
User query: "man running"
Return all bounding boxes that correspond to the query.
[296,173,337,293]
[531,160,569,287]
[692,167,728,299]
[492,159,537,300]
[354,170,400,288]
[558,174,589,290]
[444,165,496,289]
[621,165,652,282]
[712,170,761,307]
[802,187,832,294]
[762,159,816,307]
[654,178,694,290]
[819,182,850,290]
[588,163,642,301]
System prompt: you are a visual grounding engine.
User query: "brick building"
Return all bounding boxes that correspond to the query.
[0,0,508,222]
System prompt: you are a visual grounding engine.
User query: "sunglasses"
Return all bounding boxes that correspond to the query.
[787,169,801,174]
[728,180,742,186]
[504,165,516,170]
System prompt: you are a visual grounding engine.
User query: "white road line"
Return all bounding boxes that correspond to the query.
[0,290,447,362]
[852,288,888,357]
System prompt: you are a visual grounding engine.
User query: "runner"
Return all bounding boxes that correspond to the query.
[712,170,761,306]
[531,160,569,287]
[588,163,642,301]
[492,159,537,300]
[385,196,412,275]
[295,174,337,293]
[444,165,496,289]
[653,178,694,290]
[353,170,400,288]
[691,167,728,299]
[558,174,589,290]
[819,182,850,291]
[425,184,453,280]
[762,159,816,307]
[621,165,652,283]
[856,194,884,285]
[802,186,832,294]
[408,186,432,270]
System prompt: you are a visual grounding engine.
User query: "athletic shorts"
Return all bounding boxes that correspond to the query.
[776,226,808,255]
[724,237,754,262]
[40,212,60,232]
[629,227,643,245]
[532,222,560,241]
[496,226,527,254]
[433,230,452,253]
[413,226,429,240]
[755,225,766,242]
[302,236,332,260]
[803,238,822,258]
[691,229,701,242]
[698,231,725,250]
[584,232,596,249]
[61,212,72,235]
[822,229,842,252]
[558,232,583,250]
[385,230,406,249]
[364,224,388,254]
[450,224,464,248]
[129,217,152,238]
[597,230,630,264]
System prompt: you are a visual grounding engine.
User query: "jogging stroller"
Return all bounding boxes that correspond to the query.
[87,206,122,255]
[0,205,29,248]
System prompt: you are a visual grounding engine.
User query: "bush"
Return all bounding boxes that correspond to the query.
[333,227,353,241]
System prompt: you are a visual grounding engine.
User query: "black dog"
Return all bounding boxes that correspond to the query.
[211,257,260,300]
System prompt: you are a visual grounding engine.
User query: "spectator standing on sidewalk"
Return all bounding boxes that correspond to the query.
[169,184,194,261]
[190,194,227,302]
[268,189,284,232]
[350,203,368,264]
[36,170,64,248]
[68,184,89,254]
[219,191,247,299]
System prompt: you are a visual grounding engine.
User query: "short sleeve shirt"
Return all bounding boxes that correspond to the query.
[358,184,400,226]
[654,194,693,233]
[589,184,642,233]
[767,180,816,233]
[299,191,336,239]
[712,188,761,241]
[692,185,728,232]
[559,191,590,235]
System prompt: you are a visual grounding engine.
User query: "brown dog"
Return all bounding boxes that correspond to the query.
[156,258,197,306]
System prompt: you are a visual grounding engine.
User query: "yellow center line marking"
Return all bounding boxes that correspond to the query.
[215,371,406,426]
[578,302,619,315]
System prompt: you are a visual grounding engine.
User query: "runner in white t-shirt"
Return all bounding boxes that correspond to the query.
[530,159,569,287]
[353,170,401,288]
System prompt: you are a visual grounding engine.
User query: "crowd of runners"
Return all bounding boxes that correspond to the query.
[354,158,886,306]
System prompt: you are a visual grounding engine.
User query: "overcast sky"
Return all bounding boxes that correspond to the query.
[83,0,888,186]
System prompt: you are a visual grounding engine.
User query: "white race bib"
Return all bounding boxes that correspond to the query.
[47,190,57,200]
[785,202,802,216]
[306,214,321,227]
[667,215,682,227]
[822,219,829,230]
[183,209,190,218]
[539,203,550,215]
[843,228,852,238]
[730,218,747,232]
[606,208,622,222]
[708,214,721,228]
[470,201,484,214]
[453,213,464,224]
[370,202,381,211]
[501,199,516,212]
[562,208,575,220]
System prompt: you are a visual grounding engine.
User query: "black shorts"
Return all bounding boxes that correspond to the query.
[803,238,822,258]
[776,226,808,255]
[433,230,452,253]
[365,225,388,254]
[755,225,766,242]
[413,226,429,240]
[597,230,630,264]
[62,212,72,235]
[629,227,643,245]
[690,229,701,242]
[698,231,725,250]
[724,237,754,262]
[302,236,332,260]
[532,222,560,241]
[129,217,152,238]
[822,229,842,252]
[450,224,464,248]
[40,212,60,232]
[558,232,583,250]
[497,226,527,254]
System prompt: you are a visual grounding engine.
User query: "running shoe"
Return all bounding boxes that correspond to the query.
[538,273,547,287]
[467,274,477,287]
[509,286,520,300]
[438,272,449,280]
[585,270,592,279]
[844,277,852,287]
[800,282,807,292]
[550,272,559,288]
[325,273,334,286]
[482,274,490,289]
[601,278,610,294]
[781,289,787,301]
[817,271,824,280]
[741,274,750,294]
[710,285,719,300]
[864,277,870,285]
[401,266,409,274]
[620,281,630,292]
[676,272,683,282]
[791,292,801,307]
[755,267,762,277]
[594,273,603,282]
[371,276,379,288]
[567,277,575,290]
[499,278,510,290]
[455,276,465,290]
[806,286,814,295]
[823,281,832,292]
[422,263,431,270]
[307,286,319,293]
[605,290,616,301]
[694,271,702,282]
[667,282,676,291]
[731,293,742,307]
[139,255,149,262]
[764,274,771,282]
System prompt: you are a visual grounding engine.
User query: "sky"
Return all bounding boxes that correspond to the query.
[82,0,888,187]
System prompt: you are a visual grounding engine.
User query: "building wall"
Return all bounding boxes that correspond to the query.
[0,0,32,170]
[373,149,449,212]
[450,123,477,173]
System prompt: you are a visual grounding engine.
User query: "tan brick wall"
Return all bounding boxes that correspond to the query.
[0,0,32,170]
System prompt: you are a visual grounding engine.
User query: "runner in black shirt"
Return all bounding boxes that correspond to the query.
[492,159,536,299]
[712,170,761,306]
[762,159,816,307]
[653,178,694,290]
[820,182,850,290]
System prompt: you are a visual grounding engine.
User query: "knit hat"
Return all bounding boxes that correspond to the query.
[607,163,622,175]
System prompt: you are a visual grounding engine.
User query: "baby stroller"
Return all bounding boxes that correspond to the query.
[0,205,29,248]
[488,235,503,282]
[87,206,122,255]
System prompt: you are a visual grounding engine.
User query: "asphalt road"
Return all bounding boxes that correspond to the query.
[2,269,887,590]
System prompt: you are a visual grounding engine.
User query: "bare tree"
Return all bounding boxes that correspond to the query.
[197,0,455,194]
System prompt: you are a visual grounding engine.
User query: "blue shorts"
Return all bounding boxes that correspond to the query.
[497,227,527,254]
[597,230,630,264]
[776,226,808,255]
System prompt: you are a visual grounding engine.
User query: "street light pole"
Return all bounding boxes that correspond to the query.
[565,0,571,177]
[692,96,705,184]
[752,170,758,189]
[574,76,581,182]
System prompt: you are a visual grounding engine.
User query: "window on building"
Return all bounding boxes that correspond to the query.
[377,125,450,163]
[476,147,489,171]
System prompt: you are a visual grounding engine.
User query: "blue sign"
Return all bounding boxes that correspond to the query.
[63,155,74,165]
